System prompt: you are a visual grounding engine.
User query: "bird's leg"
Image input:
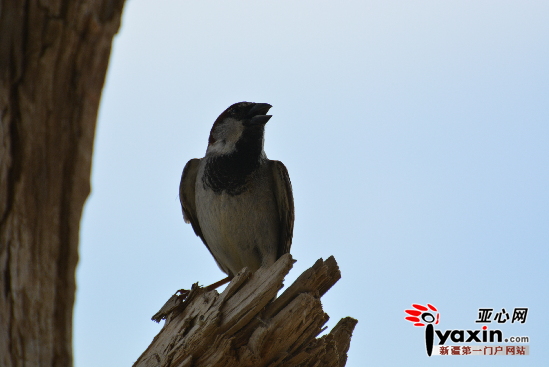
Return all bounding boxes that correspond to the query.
[204,276,233,291]
[176,276,232,298]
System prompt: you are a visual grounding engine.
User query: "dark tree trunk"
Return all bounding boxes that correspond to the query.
[0,1,125,366]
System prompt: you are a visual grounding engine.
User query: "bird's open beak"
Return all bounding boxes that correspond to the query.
[246,103,272,126]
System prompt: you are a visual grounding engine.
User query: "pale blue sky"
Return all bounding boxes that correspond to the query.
[75,1,548,366]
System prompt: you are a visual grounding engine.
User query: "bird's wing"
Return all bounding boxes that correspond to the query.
[179,159,210,249]
[270,160,295,257]
[180,158,231,275]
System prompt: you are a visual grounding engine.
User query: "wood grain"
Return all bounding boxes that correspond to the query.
[0,1,125,366]
[135,255,357,367]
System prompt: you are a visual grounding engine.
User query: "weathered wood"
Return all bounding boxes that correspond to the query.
[135,255,357,367]
[0,1,125,366]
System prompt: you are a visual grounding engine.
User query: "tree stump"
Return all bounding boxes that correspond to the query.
[134,255,357,367]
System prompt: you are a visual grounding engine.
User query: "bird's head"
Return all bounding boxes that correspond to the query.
[206,102,272,156]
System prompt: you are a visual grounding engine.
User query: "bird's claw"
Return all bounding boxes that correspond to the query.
[176,289,191,299]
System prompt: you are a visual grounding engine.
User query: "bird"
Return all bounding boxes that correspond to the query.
[179,102,294,289]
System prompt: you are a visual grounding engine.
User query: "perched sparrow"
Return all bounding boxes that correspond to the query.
[179,102,294,285]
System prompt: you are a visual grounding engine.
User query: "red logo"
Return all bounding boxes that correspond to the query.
[404,303,439,327]
[404,303,439,356]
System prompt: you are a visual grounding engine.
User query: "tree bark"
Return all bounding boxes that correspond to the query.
[0,1,125,366]
[136,255,357,367]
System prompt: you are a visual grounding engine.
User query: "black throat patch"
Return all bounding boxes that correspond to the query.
[203,126,264,195]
